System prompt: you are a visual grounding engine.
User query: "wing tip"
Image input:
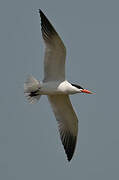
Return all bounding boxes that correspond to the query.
[38,9,47,22]
[39,9,44,18]
[39,9,56,39]
[67,138,77,162]
[38,9,41,14]
[61,132,77,162]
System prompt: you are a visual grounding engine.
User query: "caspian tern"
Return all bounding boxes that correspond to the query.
[24,10,94,161]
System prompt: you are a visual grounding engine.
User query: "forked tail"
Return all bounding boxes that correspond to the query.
[24,75,41,104]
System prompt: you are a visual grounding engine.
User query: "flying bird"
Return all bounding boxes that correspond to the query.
[24,10,94,161]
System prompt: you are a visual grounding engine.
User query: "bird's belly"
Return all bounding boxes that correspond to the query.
[39,87,69,95]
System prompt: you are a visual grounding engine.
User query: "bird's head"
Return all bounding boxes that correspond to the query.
[71,83,94,94]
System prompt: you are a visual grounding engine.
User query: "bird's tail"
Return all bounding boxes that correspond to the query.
[24,75,42,104]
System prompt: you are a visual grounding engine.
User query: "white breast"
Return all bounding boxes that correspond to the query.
[58,81,80,94]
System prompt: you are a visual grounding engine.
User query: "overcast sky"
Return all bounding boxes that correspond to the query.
[0,0,119,179]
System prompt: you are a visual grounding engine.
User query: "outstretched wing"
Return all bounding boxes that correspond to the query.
[48,95,78,161]
[39,10,66,82]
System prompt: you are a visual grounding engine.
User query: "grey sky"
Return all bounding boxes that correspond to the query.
[0,0,119,179]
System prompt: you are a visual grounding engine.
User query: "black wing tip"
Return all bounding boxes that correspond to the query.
[66,140,76,161]
[38,9,41,14]
[67,155,73,162]
[39,9,47,21]
[39,9,44,17]
[67,139,76,161]
[39,9,56,40]
[39,9,49,22]
[61,132,77,162]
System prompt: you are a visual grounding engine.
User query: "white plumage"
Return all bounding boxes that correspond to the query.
[24,10,93,161]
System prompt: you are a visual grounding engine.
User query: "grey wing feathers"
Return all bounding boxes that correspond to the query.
[48,95,78,161]
[39,10,66,82]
